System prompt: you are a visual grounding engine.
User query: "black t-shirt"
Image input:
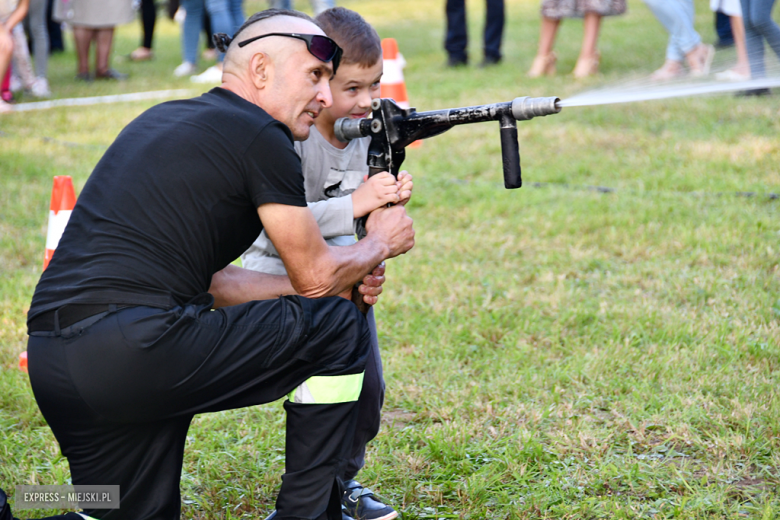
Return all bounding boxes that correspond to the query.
[28,88,306,321]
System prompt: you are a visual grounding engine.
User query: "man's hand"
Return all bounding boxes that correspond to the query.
[351,171,400,218]
[396,171,413,206]
[364,205,415,259]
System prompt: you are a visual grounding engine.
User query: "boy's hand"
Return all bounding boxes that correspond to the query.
[396,171,413,206]
[352,172,399,218]
[336,262,386,307]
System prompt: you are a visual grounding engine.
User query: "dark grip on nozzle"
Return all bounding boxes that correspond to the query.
[500,115,521,189]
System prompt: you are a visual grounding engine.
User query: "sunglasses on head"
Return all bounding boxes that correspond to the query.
[237,32,342,74]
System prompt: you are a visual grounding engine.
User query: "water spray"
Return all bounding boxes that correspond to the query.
[561,76,780,107]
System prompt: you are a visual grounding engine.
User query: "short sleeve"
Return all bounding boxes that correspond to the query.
[244,121,307,208]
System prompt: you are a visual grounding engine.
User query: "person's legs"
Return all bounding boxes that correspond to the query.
[205,0,235,63]
[129,0,156,60]
[740,0,764,77]
[228,0,244,33]
[579,12,601,60]
[10,25,36,88]
[71,25,94,76]
[571,12,601,77]
[94,27,116,76]
[342,308,385,481]
[180,0,203,66]
[445,0,468,65]
[527,16,559,77]
[731,15,751,75]
[746,0,780,61]
[28,0,50,79]
[28,294,371,520]
[482,0,504,62]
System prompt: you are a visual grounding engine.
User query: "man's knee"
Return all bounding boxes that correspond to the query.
[297,296,371,370]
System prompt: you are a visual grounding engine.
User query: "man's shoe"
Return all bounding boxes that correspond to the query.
[446,55,467,68]
[342,480,398,520]
[480,55,501,68]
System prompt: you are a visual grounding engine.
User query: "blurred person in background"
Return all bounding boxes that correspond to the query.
[1,0,29,111]
[711,0,750,80]
[445,0,504,67]
[641,0,715,80]
[527,0,626,78]
[174,0,243,82]
[26,0,52,95]
[268,0,333,15]
[740,0,780,83]
[53,0,134,80]
[129,0,156,61]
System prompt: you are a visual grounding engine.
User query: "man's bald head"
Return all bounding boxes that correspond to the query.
[222,10,325,77]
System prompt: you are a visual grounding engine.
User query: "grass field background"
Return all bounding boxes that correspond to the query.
[1,0,779,518]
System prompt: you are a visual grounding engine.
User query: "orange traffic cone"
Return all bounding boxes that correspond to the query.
[380,38,420,149]
[19,351,28,373]
[380,38,409,109]
[43,176,77,270]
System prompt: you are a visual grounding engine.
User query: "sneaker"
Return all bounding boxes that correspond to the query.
[190,65,223,84]
[173,61,197,77]
[714,68,750,82]
[342,480,398,520]
[0,100,13,114]
[30,77,52,97]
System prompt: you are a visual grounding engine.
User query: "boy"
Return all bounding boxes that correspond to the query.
[241,7,412,520]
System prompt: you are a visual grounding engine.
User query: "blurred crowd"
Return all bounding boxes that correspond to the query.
[450,0,778,95]
[1,0,779,112]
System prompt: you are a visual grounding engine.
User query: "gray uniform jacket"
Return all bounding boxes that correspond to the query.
[241,125,371,275]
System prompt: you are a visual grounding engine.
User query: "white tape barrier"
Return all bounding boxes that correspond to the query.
[10,89,193,112]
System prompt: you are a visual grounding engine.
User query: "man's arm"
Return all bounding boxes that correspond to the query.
[259,202,414,299]
[209,261,387,308]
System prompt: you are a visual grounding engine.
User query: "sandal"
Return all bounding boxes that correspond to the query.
[129,47,154,61]
[527,52,556,78]
[573,52,600,79]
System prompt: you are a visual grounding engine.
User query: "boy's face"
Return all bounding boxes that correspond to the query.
[320,60,383,125]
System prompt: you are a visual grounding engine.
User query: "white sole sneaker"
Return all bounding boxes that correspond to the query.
[190,65,223,84]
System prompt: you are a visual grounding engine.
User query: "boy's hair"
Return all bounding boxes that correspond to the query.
[315,7,381,68]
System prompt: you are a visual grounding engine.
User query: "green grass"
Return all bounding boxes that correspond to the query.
[2,0,780,518]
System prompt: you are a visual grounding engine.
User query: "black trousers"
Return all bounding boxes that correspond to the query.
[445,0,505,61]
[27,295,372,520]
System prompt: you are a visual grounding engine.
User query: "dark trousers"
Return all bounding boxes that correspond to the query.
[342,308,384,481]
[140,0,157,49]
[28,294,372,520]
[445,0,505,62]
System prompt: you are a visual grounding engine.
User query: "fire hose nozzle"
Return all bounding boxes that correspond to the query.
[511,96,562,121]
[334,117,368,142]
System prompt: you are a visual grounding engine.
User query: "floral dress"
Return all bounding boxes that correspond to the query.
[541,0,627,18]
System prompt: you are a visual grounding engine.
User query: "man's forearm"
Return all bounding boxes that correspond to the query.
[209,264,296,308]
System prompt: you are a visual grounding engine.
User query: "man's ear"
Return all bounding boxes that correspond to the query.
[249,52,270,89]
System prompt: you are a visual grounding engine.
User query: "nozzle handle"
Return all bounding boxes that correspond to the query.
[500,114,521,189]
